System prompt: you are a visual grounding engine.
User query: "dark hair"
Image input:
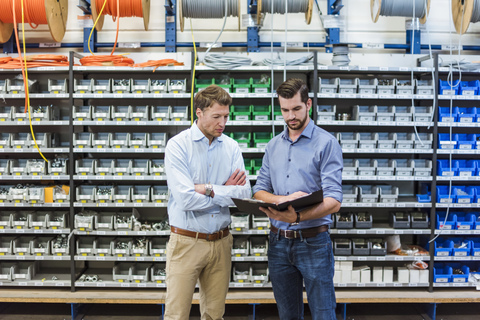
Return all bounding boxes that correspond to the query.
[276,78,309,104]
[194,84,232,111]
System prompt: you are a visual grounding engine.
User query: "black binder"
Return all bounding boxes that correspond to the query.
[232,190,324,216]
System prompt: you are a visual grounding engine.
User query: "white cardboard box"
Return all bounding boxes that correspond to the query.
[397,267,409,283]
[383,267,394,283]
[419,269,429,283]
[341,270,352,283]
[334,270,342,283]
[409,269,420,283]
[373,266,383,283]
[351,270,361,283]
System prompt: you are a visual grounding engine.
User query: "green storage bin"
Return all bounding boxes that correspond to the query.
[214,77,233,93]
[230,105,252,121]
[251,158,263,175]
[273,105,283,121]
[232,78,252,93]
[253,132,272,148]
[252,105,272,121]
[244,158,254,175]
[230,132,251,148]
[252,76,271,93]
[195,78,214,92]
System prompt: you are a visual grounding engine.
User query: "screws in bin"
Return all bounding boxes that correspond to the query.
[115,79,130,86]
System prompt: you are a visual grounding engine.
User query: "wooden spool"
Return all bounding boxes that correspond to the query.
[452,0,474,35]
[257,0,313,25]
[371,0,430,24]
[0,0,68,44]
[91,0,150,32]
[179,0,241,32]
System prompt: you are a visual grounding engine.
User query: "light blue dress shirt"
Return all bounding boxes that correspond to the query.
[252,119,343,230]
[165,122,251,234]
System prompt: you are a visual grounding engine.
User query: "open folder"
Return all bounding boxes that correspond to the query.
[232,190,324,216]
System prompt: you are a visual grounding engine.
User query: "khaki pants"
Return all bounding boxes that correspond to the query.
[164,232,233,320]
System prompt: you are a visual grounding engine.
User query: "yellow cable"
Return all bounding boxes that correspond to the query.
[88,0,109,55]
[21,0,47,162]
[190,18,197,124]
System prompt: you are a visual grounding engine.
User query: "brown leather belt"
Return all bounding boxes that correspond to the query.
[170,226,230,241]
[270,225,329,239]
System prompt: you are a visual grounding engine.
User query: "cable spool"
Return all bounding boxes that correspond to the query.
[0,0,68,43]
[257,0,313,25]
[452,0,479,35]
[371,0,430,24]
[329,44,351,66]
[178,0,241,32]
[91,0,150,32]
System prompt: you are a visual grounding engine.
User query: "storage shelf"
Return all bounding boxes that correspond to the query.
[227,120,285,126]
[343,176,432,181]
[335,255,430,261]
[0,175,69,181]
[433,283,478,287]
[318,66,433,73]
[72,93,190,99]
[0,255,70,261]
[73,148,165,153]
[436,203,480,208]
[336,282,430,288]
[74,66,191,72]
[341,149,434,154]
[75,255,166,262]
[342,202,431,208]
[73,202,167,208]
[75,281,166,288]
[0,148,70,153]
[0,94,69,99]
[433,230,480,235]
[73,175,166,181]
[438,122,480,128]
[0,203,69,208]
[439,95,480,100]
[0,229,69,234]
[317,93,434,100]
[330,228,431,235]
[434,256,480,261]
[75,230,170,236]
[196,65,314,72]
[318,121,434,127]
[437,176,480,181]
[0,121,69,126]
[73,120,190,126]
[0,280,70,287]
[437,150,480,155]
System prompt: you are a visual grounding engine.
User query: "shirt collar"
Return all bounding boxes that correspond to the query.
[281,118,314,141]
[191,121,224,143]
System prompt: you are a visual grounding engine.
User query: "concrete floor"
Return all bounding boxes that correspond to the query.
[0,303,478,319]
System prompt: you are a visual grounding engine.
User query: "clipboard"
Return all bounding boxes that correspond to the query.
[232,190,323,216]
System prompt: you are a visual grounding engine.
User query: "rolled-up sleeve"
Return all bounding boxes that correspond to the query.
[320,138,343,203]
[252,148,274,195]
[165,138,215,212]
[212,145,252,207]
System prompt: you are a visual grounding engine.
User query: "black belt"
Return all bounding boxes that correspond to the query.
[270,225,329,239]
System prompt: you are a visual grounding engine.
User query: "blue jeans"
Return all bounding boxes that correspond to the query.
[268,230,336,320]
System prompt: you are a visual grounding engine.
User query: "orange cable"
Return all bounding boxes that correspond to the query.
[133,59,185,72]
[0,0,46,28]
[95,0,143,18]
[79,55,135,66]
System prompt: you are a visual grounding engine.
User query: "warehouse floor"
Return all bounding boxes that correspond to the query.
[0,303,478,319]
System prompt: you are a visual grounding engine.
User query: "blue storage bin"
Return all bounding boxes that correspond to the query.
[468,237,480,256]
[438,133,457,149]
[455,160,476,177]
[451,238,471,257]
[438,106,459,122]
[436,211,457,230]
[467,186,480,204]
[449,263,470,283]
[439,80,460,95]
[456,134,476,150]
[416,192,431,203]
[476,107,480,122]
[434,239,454,256]
[459,80,479,95]
[437,159,457,177]
[452,186,474,204]
[474,160,480,176]
[471,212,480,229]
[434,264,452,283]
[455,212,476,230]
[457,107,476,123]
[437,186,454,203]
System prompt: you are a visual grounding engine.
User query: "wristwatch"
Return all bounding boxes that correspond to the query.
[205,184,213,197]
[290,211,301,226]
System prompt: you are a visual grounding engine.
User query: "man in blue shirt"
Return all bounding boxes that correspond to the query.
[164,85,251,320]
[253,78,343,320]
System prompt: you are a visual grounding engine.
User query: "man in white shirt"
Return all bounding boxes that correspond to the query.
[164,84,251,320]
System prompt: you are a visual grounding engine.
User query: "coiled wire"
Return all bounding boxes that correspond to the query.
[261,0,309,14]
[260,54,313,66]
[379,0,427,19]
[182,0,238,18]
[471,0,480,22]
[203,54,252,69]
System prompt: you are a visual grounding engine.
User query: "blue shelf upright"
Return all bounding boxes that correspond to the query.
[325,0,343,52]
[165,0,177,52]
[248,0,260,52]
